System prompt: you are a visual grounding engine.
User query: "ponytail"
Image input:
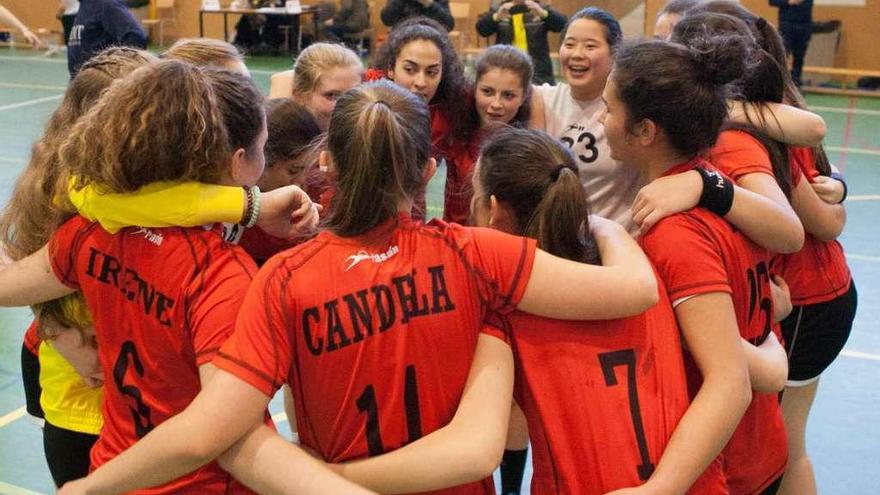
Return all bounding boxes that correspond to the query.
[325,81,432,237]
[479,127,598,264]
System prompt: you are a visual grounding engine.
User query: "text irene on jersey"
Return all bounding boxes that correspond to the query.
[301,264,456,355]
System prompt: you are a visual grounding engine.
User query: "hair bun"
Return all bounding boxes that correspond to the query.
[688,33,749,87]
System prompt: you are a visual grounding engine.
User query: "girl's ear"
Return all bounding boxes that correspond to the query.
[229,147,249,184]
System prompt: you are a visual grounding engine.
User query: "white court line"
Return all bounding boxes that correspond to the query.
[0,481,45,495]
[0,81,66,91]
[849,195,880,201]
[0,405,26,428]
[825,146,880,157]
[0,94,62,112]
[847,253,880,263]
[841,350,880,362]
[0,54,65,64]
[271,411,288,424]
[249,69,277,75]
[812,105,880,117]
[0,156,23,164]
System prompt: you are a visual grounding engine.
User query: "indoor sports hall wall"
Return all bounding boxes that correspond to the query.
[4,0,878,71]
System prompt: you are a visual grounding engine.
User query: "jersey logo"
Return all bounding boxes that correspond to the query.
[132,228,163,246]
[345,245,400,271]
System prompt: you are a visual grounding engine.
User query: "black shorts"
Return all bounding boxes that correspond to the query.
[781,281,857,385]
[21,343,44,420]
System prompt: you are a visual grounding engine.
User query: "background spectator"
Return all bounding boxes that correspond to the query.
[381,0,454,31]
[67,0,147,76]
[58,0,80,45]
[476,0,566,85]
[771,0,814,87]
[322,0,370,44]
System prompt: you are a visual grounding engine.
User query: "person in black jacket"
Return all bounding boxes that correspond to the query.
[381,0,454,31]
[770,0,814,87]
[476,0,566,85]
[67,0,147,76]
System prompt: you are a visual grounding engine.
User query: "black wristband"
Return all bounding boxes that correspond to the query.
[831,172,848,203]
[696,167,734,217]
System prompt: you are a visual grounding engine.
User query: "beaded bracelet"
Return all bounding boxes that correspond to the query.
[242,186,261,229]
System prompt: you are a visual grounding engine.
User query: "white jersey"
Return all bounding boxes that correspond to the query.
[536,83,642,233]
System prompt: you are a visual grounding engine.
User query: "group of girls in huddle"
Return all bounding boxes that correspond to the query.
[0,1,855,495]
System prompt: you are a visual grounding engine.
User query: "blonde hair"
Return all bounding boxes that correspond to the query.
[0,47,156,333]
[291,42,363,98]
[163,38,244,68]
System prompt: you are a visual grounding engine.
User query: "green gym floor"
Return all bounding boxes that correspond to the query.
[0,46,878,494]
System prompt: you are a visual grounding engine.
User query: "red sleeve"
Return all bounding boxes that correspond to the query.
[465,227,537,313]
[23,320,41,355]
[214,254,295,398]
[640,214,732,303]
[710,130,774,181]
[790,146,818,184]
[48,216,92,290]
[186,249,256,366]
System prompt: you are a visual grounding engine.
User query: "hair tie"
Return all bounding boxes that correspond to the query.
[550,163,577,181]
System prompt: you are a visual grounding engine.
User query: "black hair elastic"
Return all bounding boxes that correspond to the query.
[551,163,578,181]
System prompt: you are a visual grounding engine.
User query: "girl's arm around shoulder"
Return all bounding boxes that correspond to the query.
[728,101,826,147]
[518,215,658,320]
[633,293,751,495]
[0,244,74,307]
[791,170,846,241]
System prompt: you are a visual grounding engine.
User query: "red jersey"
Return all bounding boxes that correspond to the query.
[770,147,851,306]
[708,130,775,180]
[49,216,258,495]
[442,131,481,225]
[640,159,788,495]
[505,279,727,494]
[216,214,536,495]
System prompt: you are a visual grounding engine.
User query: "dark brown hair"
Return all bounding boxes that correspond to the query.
[264,98,321,170]
[658,0,702,17]
[478,128,597,264]
[673,11,794,198]
[611,37,747,157]
[325,81,432,237]
[204,68,266,159]
[686,0,831,176]
[372,17,470,142]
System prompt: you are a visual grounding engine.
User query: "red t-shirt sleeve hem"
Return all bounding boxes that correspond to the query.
[505,237,537,309]
[213,352,278,398]
[667,281,732,302]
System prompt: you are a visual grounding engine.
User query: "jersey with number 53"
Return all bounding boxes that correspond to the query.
[49,216,257,494]
[216,214,536,495]
[535,83,641,232]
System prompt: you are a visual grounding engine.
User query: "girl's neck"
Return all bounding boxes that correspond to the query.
[570,82,603,102]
